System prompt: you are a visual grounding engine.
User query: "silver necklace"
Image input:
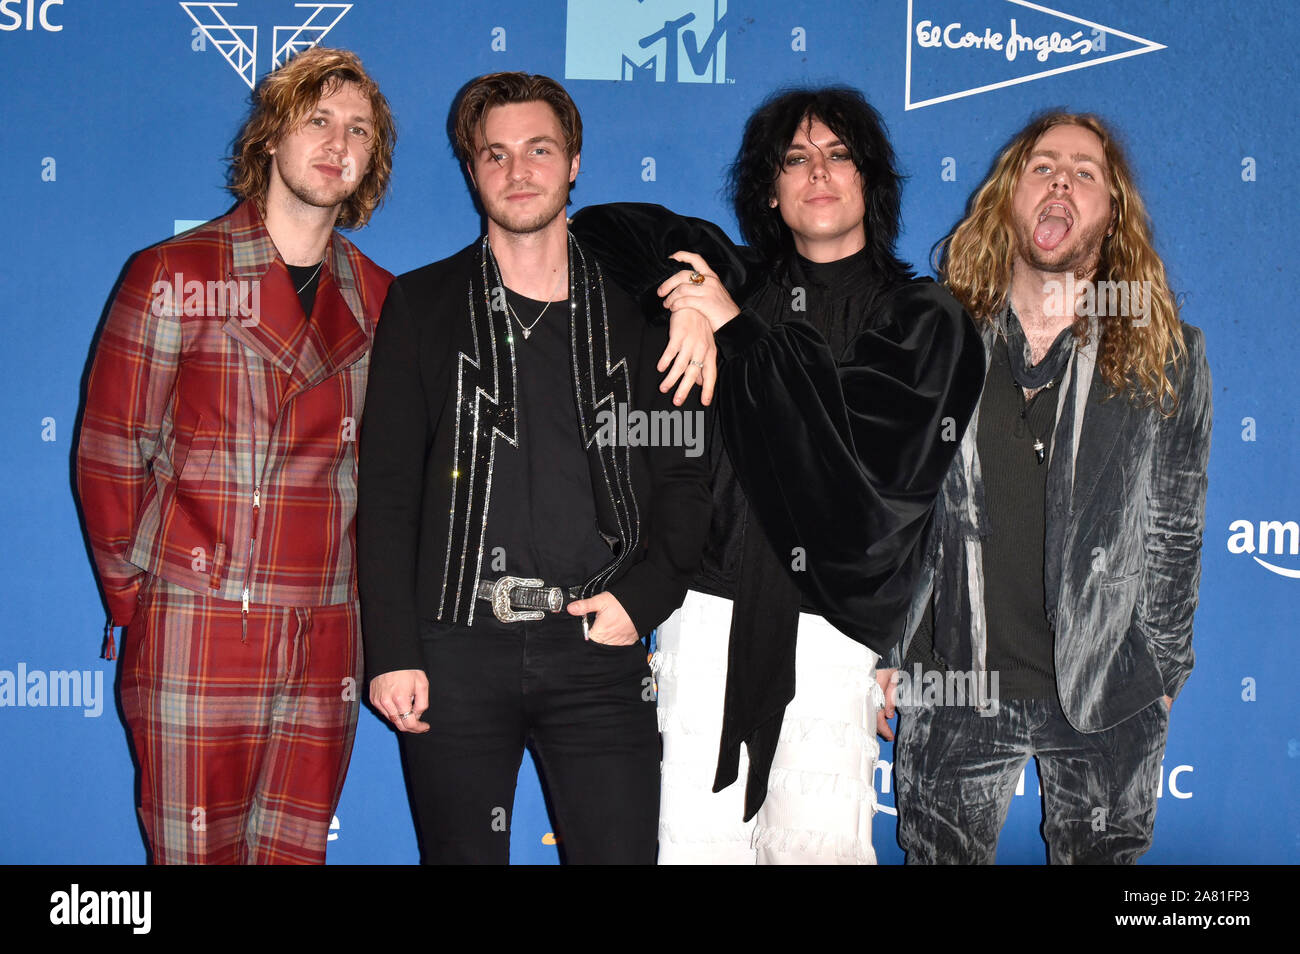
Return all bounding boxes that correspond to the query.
[1018,378,1056,464]
[294,260,324,294]
[506,269,565,339]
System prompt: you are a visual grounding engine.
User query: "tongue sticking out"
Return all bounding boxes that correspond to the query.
[1034,215,1070,251]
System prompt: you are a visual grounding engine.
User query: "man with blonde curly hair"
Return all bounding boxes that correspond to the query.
[76,47,395,864]
[893,112,1212,864]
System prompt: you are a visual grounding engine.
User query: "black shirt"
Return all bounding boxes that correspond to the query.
[693,247,894,614]
[284,261,322,317]
[479,290,614,585]
[975,334,1061,699]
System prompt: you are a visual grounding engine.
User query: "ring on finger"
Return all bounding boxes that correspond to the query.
[688,359,705,368]
[398,709,413,720]
[688,271,705,285]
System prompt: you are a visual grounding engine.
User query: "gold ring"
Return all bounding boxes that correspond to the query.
[688,271,705,285]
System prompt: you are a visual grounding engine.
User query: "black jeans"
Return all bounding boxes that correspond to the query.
[400,613,659,864]
[895,696,1169,864]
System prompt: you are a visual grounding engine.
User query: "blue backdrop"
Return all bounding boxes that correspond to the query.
[2,0,1295,865]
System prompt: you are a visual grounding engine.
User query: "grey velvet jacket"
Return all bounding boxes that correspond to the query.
[899,314,1213,732]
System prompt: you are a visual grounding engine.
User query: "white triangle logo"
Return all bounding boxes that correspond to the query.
[905,0,1165,110]
[272,4,353,71]
[181,2,353,89]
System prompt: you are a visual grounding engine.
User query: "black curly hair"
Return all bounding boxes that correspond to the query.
[728,86,910,279]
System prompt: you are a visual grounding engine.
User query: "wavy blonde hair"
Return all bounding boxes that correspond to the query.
[939,112,1183,412]
[229,47,395,229]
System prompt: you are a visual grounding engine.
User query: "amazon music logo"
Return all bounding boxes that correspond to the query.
[0,0,62,32]
[1227,519,1300,578]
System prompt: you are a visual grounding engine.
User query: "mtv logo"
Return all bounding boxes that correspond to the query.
[566,0,730,84]
[621,55,656,82]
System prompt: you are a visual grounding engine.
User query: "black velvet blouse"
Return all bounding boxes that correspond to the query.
[570,203,984,818]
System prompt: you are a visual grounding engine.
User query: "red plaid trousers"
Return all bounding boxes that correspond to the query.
[120,577,361,864]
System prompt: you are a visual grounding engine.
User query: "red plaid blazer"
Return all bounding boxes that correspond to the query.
[77,200,392,625]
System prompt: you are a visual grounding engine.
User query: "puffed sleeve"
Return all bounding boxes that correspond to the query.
[569,202,759,322]
[571,201,986,655]
[715,281,985,653]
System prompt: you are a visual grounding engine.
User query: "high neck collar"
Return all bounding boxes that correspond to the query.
[787,243,876,299]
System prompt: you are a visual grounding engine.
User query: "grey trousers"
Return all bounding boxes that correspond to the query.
[895,697,1169,864]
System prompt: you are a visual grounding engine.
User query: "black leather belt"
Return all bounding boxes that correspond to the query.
[476,576,581,623]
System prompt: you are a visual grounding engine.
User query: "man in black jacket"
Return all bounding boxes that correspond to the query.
[357,72,712,864]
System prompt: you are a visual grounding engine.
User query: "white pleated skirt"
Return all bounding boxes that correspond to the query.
[654,589,883,864]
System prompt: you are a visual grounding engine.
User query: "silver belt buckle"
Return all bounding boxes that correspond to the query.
[490,576,564,623]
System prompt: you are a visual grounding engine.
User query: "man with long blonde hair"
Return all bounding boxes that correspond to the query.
[77,47,395,863]
[893,112,1212,864]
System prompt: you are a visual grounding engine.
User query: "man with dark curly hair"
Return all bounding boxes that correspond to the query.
[573,86,984,863]
[76,47,395,864]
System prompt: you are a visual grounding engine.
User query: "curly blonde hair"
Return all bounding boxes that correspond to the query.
[229,47,395,229]
[939,112,1183,412]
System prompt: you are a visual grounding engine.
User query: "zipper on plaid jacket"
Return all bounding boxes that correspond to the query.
[241,485,260,641]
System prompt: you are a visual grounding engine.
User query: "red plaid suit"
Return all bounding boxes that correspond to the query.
[77,200,392,863]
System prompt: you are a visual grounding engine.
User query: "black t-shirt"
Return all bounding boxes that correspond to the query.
[478,290,614,586]
[284,261,322,317]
